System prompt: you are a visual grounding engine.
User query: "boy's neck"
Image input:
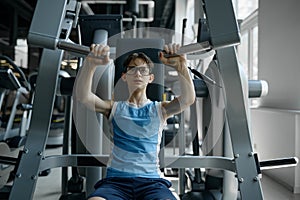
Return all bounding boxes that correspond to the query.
[128,92,148,107]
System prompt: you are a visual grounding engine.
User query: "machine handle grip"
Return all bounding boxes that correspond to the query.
[57,40,90,56]
[260,157,298,170]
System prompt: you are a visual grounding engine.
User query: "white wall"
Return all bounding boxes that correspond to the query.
[251,0,300,193]
[251,108,300,193]
[258,0,300,109]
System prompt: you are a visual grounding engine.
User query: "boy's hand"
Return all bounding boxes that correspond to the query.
[159,43,186,69]
[86,44,110,66]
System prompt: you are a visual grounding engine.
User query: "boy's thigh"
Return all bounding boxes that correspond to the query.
[135,178,177,200]
[88,178,132,200]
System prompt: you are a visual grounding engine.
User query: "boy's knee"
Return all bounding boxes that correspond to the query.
[88,197,106,200]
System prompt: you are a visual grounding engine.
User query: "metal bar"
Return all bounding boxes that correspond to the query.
[0,156,18,165]
[9,49,64,200]
[4,90,21,140]
[57,40,90,56]
[178,112,185,195]
[217,47,264,200]
[38,154,235,172]
[164,41,211,58]
[61,96,73,195]
[164,156,236,172]
[39,155,109,171]
[9,1,75,198]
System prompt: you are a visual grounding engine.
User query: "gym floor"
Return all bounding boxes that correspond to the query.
[30,146,300,200]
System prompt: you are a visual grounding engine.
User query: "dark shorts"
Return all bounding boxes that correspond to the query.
[87,177,177,200]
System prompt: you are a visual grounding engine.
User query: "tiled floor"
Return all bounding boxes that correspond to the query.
[3,146,299,200]
[260,174,300,200]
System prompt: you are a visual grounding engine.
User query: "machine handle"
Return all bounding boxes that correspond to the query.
[260,157,298,170]
[58,40,212,61]
[57,40,112,59]
[57,40,90,56]
[160,41,212,58]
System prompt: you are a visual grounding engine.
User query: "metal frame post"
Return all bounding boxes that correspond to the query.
[216,47,263,199]
[9,0,77,199]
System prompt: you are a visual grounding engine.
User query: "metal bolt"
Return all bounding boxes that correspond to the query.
[253,176,259,181]
[238,178,244,183]
[23,148,29,154]
[31,175,37,180]
[15,173,22,178]
[234,154,240,158]
[248,152,254,157]
[37,151,43,156]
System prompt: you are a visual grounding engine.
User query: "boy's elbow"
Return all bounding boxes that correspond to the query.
[76,96,95,111]
[75,93,89,106]
[187,96,195,107]
[74,88,92,106]
[181,93,195,109]
[187,91,196,106]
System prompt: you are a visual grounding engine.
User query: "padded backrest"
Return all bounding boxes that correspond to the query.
[114,38,165,101]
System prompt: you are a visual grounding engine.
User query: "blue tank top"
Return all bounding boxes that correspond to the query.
[107,100,165,178]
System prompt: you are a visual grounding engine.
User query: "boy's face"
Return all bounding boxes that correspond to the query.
[122,58,154,90]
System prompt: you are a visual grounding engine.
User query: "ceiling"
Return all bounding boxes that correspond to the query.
[0,0,36,49]
[0,0,178,86]
[0,0,175,59]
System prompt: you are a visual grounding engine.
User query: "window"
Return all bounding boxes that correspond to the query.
[237,12,258,80]
[239,32,249,75]
[251,26,258,80]
[233,0,259,20]
[233,1,259,106]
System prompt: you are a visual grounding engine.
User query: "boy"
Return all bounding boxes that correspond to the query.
[74,43,195,200]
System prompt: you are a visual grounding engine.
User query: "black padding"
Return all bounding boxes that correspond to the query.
[193,79,209,97]
[0,68,21,90]
[248,80,262,98]
[0,55,31,91]
[79,14,123,47]
[146,83,165,102]
[59,77,76,96]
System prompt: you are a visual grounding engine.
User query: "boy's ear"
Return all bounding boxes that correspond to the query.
[121,72,127,82]
[149,74,154,83]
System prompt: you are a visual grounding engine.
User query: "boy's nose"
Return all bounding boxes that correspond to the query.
[134,69,142,76]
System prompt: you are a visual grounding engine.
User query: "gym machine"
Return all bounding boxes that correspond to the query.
[0,55,32,195]
[1,0,298,199]
[0,55,31,143]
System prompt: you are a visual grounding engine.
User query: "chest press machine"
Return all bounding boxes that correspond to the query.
[1,0,298,199]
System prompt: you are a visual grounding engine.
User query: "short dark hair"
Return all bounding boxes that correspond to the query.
[123,52,154,73]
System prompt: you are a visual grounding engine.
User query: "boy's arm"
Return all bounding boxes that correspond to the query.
[73,44,114,117]
[159,44,195,120]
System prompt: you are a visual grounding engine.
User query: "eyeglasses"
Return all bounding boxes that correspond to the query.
[126,66,151,76]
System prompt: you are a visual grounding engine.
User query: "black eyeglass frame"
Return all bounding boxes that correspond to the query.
[122,52,154,74]
[125,65,152,76]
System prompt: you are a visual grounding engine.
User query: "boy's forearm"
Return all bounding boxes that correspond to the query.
[177,62,195,108]
[74,61,97,103]
[74,59,114,114]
